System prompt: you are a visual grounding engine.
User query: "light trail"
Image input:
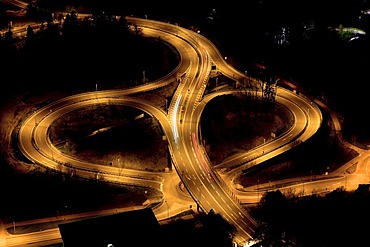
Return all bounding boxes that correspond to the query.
[172,93,182,143]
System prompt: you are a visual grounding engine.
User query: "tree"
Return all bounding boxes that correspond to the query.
[261,77,277,103]
[196,209,236,247]
[252,190,289,244]
[62,11,78,35]
[25,25,35,46]
[4,25,13,43]
[26,25,34,39]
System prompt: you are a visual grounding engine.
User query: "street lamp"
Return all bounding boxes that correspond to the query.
[198,183,203,204]
[196,183,203,213]
[165,200,169,219]
[257,180,259,203]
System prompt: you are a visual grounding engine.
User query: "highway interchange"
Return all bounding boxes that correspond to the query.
[1,5,370,247]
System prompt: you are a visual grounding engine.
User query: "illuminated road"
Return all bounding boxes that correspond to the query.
[0,7,337,247]
[9,16,320,247]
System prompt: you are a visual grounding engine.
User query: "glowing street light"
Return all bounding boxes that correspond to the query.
[165,200,170,218]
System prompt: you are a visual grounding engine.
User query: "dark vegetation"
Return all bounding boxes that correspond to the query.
[199,1,370,147]
[251,185,370,247]
[1,1,370,246]
[237,108,358,187]
[0,164,152,224]
[49,104,169,172]
[201,92,292,166]
[1,13,177,101]
[160,209,237,247]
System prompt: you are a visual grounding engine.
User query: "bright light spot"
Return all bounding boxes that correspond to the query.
[243,239,261,247]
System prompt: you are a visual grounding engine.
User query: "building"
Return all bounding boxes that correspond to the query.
[59,208,163,247]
